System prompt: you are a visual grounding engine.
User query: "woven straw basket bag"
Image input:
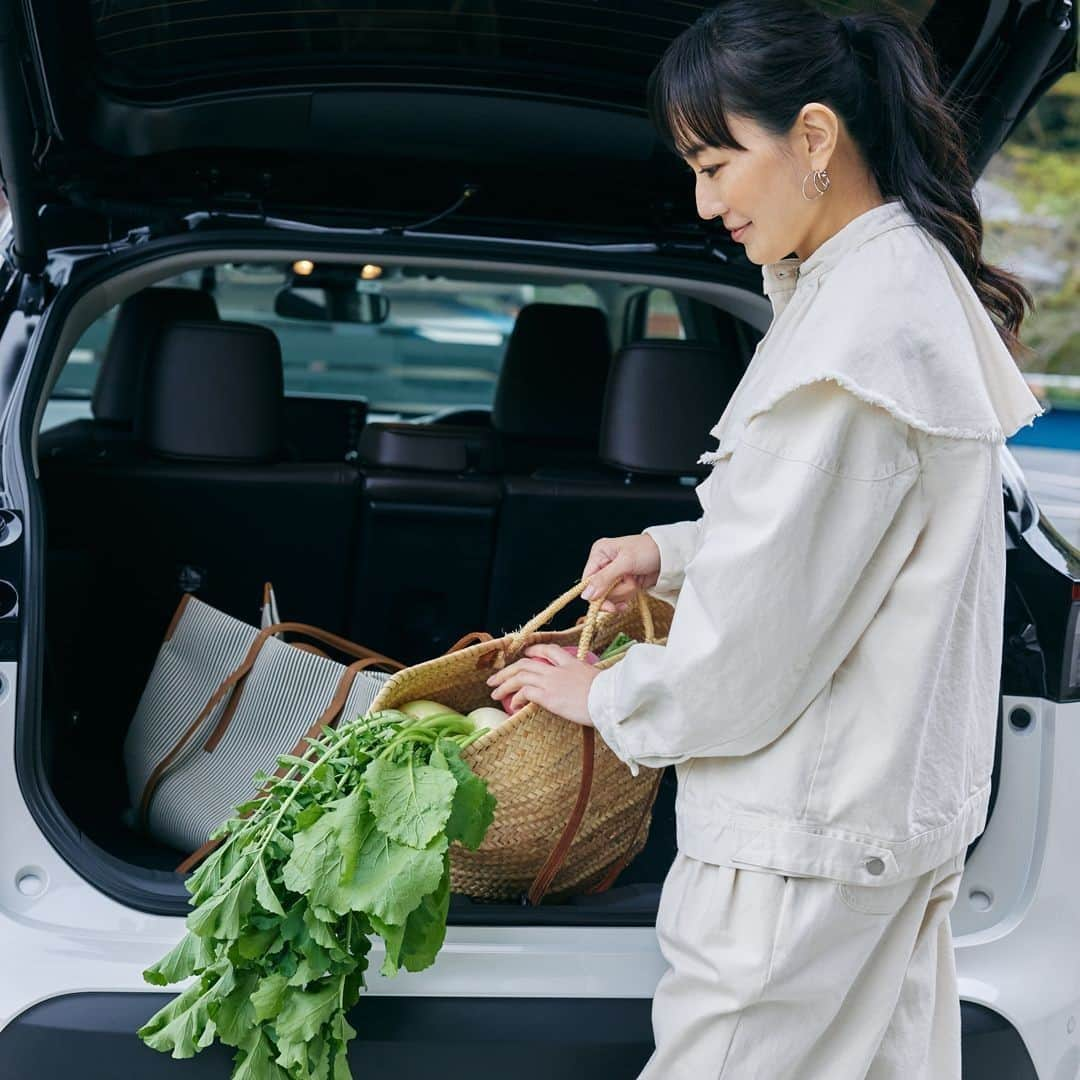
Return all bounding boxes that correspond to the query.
[366,577,674,906]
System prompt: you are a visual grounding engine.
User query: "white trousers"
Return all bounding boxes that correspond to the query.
[639,848,967,1080]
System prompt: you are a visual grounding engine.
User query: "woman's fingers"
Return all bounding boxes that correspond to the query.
[581,539,618,580]
[486,657,549,688]
[507,686,536,713]
[489,671,541,705]
[582,553,631,601]
[523,644,571,664]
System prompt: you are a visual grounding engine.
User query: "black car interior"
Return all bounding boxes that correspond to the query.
[38,283,755,902]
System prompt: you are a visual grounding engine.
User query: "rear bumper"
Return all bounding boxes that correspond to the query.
[0,992,1038,1079]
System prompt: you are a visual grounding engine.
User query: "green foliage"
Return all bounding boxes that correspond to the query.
[1000,143,1080,218]
[138,709,495,1079]
[983,71,1079,377]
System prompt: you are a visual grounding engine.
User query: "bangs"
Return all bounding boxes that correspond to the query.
[646,30,746,160]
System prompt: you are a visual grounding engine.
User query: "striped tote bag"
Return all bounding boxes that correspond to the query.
[122,588,405,853]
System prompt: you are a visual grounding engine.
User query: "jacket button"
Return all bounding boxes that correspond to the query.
[865,857,885,876]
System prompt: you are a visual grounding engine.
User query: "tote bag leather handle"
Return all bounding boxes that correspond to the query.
[138,620,405,833]
[174,657,382,874]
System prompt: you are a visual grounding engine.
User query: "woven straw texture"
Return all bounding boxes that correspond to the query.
[366,580,674,902]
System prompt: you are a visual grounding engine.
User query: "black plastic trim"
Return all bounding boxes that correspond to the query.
[0,993,1039,1080]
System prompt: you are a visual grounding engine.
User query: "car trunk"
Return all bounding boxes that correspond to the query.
[30,233,752,924]
[1,0,1075,923]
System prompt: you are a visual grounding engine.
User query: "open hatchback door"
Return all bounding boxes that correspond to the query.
[0,0,1076,270]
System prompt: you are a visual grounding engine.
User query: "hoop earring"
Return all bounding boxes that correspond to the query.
[801,168,831,201]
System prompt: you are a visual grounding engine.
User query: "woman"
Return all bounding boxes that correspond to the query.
[485,2,1043,1076]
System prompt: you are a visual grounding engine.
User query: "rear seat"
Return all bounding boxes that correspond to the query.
[485,340,745,635]
[41,320,363,794]
[351,421,500,664]
[348,301,613,662]
[40,286,220,458]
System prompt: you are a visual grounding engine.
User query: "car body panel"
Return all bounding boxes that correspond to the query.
[0,5,1077,1078]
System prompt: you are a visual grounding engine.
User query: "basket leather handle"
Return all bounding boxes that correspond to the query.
[443,630,494,655]
[525,725,596,905]
[522,577,642,905]
[174,657,378,874]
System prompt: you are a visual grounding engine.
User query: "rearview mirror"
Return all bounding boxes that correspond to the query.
[274,279,390,324]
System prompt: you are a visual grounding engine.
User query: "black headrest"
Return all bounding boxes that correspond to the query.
[492,303,612,440]
[599,341,743,476]
[92,287,219,425]
[137,320,284,462]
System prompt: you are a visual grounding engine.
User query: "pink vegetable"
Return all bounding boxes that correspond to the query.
[562,645,600,664]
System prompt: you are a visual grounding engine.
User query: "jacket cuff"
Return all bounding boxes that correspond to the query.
[642,520,701,606]
[587,665,641,777]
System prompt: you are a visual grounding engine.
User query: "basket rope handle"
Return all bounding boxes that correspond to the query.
[523,577,654,905]
[497,576,654,671]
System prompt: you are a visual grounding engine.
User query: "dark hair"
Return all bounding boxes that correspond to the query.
[647,0,1034,360]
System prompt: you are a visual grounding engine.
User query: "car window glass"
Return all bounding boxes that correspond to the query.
[643,289,686,340]
[45,263,610,418]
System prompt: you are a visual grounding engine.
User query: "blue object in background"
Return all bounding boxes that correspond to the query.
[1007,405,1080,451]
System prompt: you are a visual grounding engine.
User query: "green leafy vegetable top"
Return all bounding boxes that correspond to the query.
[599,632,637,662]
[138,708,496,1079]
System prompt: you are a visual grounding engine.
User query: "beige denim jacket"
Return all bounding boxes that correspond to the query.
[587,198,1044,886]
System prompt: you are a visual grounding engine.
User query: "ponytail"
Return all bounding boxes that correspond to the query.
[647,1,1034,360]
[843,12,1034,360]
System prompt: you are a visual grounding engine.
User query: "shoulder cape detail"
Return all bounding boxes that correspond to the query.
[699,215,1043,465]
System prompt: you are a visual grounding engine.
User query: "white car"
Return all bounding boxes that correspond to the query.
[0,1,1077,1077]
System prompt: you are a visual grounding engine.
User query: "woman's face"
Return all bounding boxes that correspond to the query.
[682,111,814,266]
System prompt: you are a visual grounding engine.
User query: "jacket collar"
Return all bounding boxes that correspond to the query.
[762,197,912,312]
[699,196,1043,464]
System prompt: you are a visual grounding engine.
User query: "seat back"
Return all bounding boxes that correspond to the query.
[352,421,500,664]
[348,301,615,660]
[485,340,744,634]
[41,286,219,458]
[41,320,363,778]
[492,302,613,472]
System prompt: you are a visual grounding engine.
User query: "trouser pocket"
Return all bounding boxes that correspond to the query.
[836,878,913,917]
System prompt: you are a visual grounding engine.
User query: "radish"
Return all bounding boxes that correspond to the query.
[399,699,469,722]
[562,645,600,664]
[468,706,511,732]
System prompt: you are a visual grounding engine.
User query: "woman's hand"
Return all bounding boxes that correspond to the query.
[581,533,662,612]
[485,643,600,726]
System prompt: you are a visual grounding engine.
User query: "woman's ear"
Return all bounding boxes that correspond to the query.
[796,102,839,170]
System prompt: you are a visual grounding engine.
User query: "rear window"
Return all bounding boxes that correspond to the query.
[89,3,712,102]
[49,261,610,415]
[643,289,687,340]
[86,0,937,101]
